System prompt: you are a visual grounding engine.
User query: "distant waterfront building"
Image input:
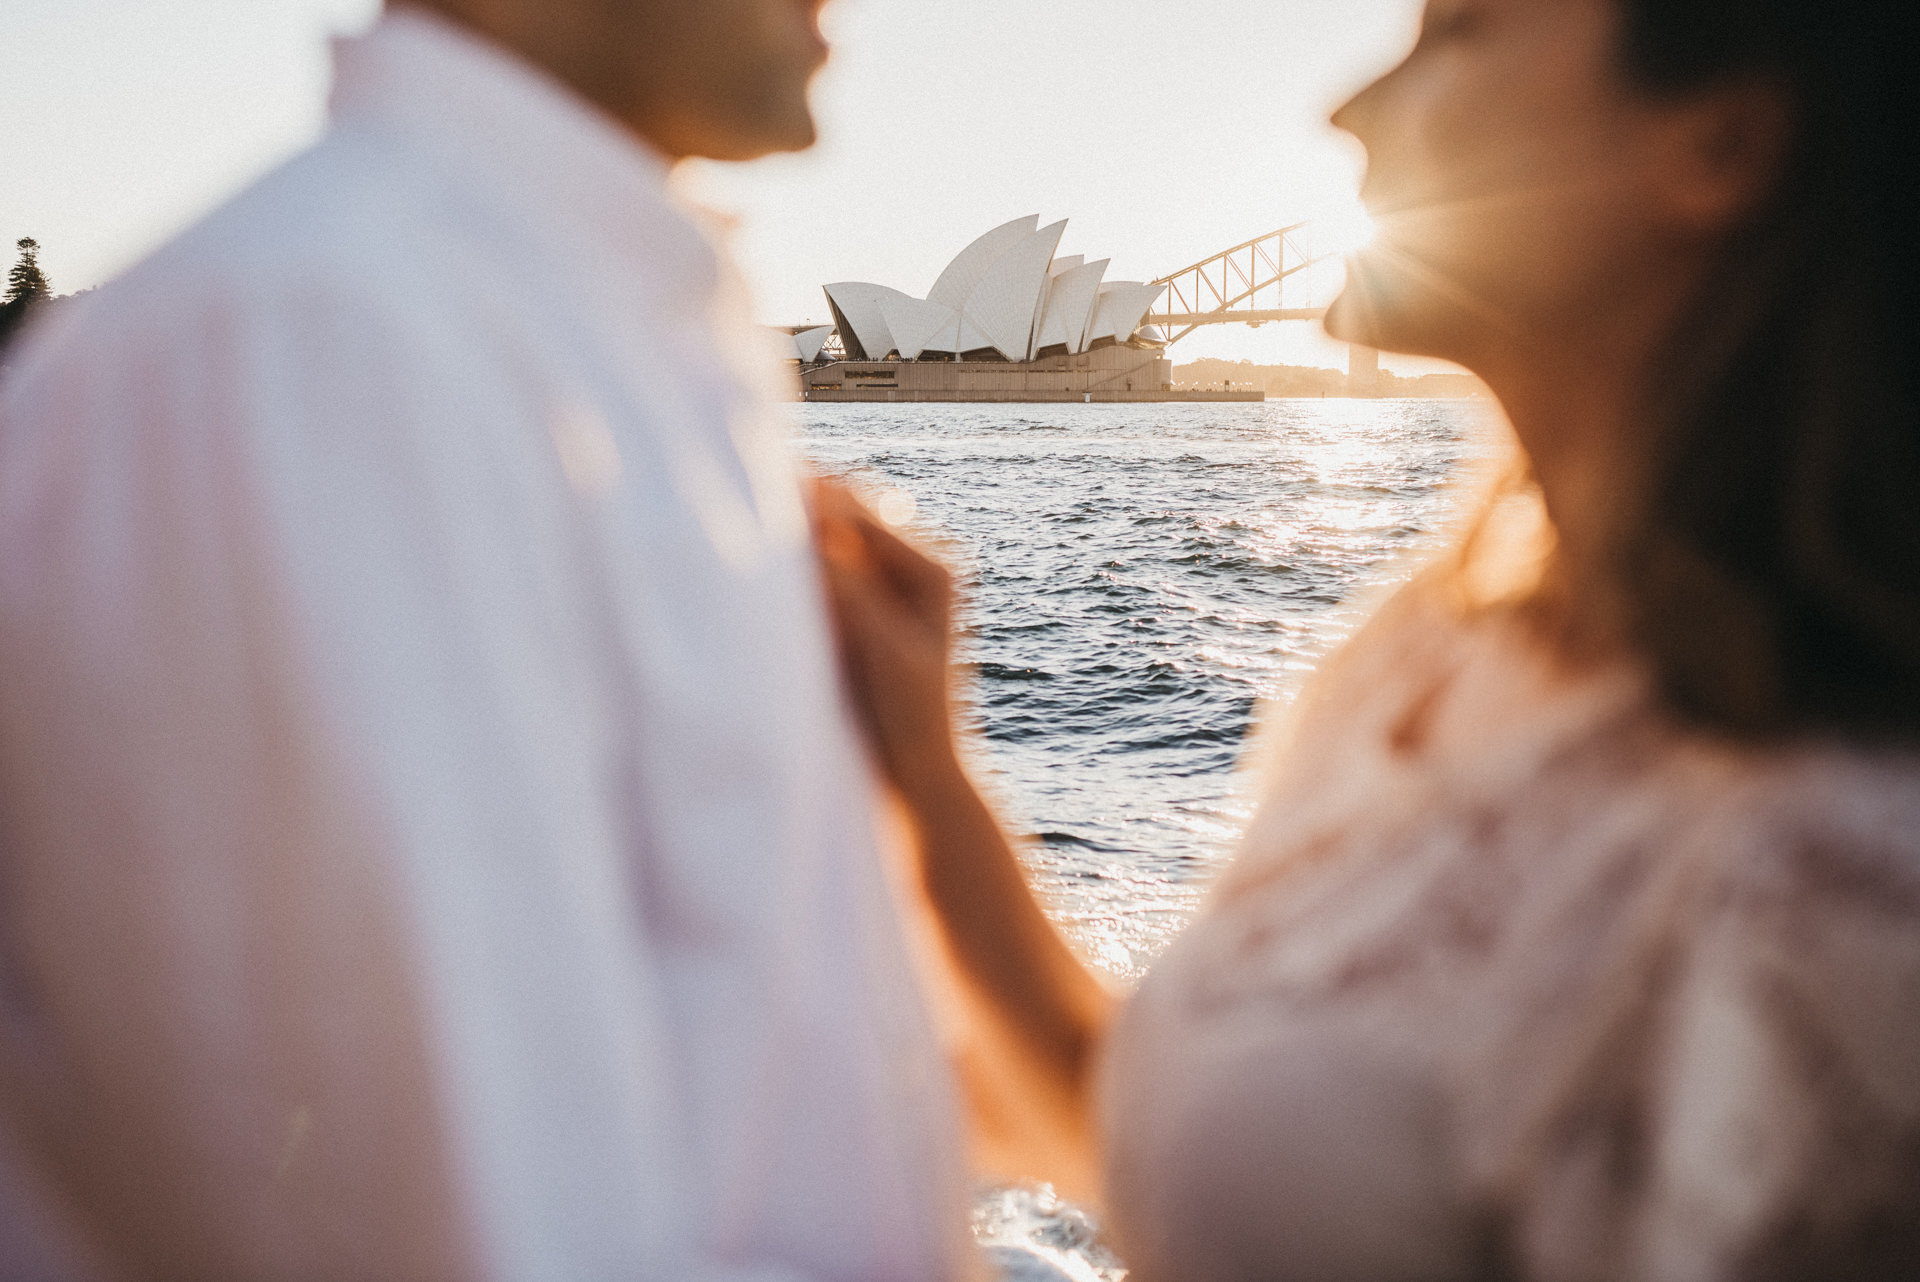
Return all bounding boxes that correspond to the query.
[824,216,1166,363]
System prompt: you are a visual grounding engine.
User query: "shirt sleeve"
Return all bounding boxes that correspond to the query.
[0,251,691,1280]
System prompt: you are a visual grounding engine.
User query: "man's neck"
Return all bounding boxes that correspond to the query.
[385,0,689,162]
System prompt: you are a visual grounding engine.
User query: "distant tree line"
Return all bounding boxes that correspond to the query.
[1174,356,1486,399]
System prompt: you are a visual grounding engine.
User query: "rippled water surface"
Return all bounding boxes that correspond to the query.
[802,399,1493,982]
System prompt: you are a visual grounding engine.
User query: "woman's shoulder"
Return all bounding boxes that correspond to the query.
[1732,737,1920,859]
[1266,572,1650,764]
[1656,734,1920,952]
[1246,565,1920,860]
[1233,576,1649,872]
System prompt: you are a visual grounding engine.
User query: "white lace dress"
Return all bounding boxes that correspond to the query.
[1099,587,1920,1282]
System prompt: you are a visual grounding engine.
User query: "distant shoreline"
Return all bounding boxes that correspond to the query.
[1173,358,1487,400]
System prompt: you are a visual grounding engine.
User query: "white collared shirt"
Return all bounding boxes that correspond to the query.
[0,12,967,1280]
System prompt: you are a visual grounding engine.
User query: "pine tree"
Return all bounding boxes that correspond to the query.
[4,238,51,308]
[1,237,54,361]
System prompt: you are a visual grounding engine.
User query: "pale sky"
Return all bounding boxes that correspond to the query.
[5,0,1441,370]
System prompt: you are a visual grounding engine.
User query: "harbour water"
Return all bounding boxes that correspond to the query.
[801,398,1491,1280]
[802,398,1492,978]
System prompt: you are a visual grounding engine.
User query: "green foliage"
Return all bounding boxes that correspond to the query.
[1,238,53,361]
[4,238,50,308]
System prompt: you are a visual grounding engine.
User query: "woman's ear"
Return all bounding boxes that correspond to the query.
[1659,76,1795,234]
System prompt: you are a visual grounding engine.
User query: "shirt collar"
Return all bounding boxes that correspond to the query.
[330,7,719,310]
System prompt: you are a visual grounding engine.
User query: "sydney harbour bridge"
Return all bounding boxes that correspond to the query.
[1144,223,1329,341]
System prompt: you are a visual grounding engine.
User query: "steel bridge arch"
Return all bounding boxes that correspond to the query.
[1147,223,1332,344]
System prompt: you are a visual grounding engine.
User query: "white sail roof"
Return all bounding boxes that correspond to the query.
[877,296,961,361]
[823,282,916,361]
[954,317,997,355]
[823,216,1161,363]
[960,219,1066,360]
[1033,258,1108,355]
[927,215,1040,311]
[1085,281,1164,346]
[792,325,833,362]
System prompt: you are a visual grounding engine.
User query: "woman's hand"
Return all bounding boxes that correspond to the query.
[812,475,1115,1201]
[811,477,966,801]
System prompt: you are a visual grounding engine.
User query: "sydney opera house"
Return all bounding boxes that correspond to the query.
[796,216,1261,403]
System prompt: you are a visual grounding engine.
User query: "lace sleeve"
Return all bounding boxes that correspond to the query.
[1634,808,1920,1279]
[1514,763,1920,1281]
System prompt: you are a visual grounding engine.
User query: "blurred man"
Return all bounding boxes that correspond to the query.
[0,2,968,1278]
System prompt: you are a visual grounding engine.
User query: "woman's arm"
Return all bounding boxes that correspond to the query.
[813,480,1116,1198]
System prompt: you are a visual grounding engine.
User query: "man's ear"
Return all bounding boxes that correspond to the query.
[1660,76,1796,234]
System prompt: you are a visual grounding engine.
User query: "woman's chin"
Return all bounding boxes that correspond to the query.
[1325,255,1450,364]
[1323,267,1381,347]
[1326,244,1403,342]
[1323,290,1361,345]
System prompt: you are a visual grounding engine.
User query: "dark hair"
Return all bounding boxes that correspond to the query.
[1593,0,1920,742]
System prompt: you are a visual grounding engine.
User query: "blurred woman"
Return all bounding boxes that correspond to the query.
[817,0,1920,1277]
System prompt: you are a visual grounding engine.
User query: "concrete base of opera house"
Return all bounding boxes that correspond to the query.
[803,387,1264,403]
[798,345,1264,404]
